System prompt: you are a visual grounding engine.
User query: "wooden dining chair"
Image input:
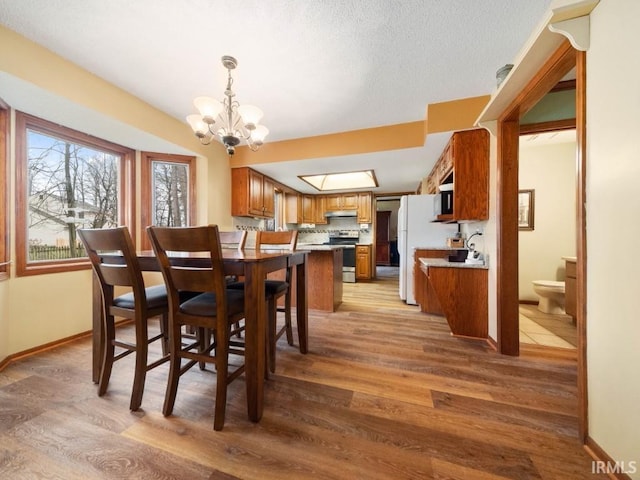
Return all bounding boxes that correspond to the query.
[147,224,246,431]
[219,230,247,251]
[230,230,298,374]
[78,226,170,411]
[219,230,247,338]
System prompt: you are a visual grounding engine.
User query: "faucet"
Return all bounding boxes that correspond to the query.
[466,231,483,259]
[466,231,482,249]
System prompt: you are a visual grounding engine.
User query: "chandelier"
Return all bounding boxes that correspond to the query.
[186,55,268,156]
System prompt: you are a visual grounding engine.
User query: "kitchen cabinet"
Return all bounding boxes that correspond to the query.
[285,192,302,224]
[301,194,327,224]
[314,196,327,224]
[422,262,488,339]
[414,249,454,315]
[564,257,577,322]
[325,193,358,211]
[355,244,372,280]
[289,248,343,312]
[424,173,438,195]
[357,192,373,223]
[302,195,314,223]
[431,129,489,222]
[231,167,275,218]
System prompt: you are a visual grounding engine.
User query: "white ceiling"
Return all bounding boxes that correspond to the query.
[0,0,553,194]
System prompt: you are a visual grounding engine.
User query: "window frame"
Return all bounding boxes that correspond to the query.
[140,151,196,251]
[15,111,135,276]
[0,101,8,280]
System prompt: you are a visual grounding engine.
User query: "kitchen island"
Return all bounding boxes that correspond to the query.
[419,258,488,340]
[291,244,344,312]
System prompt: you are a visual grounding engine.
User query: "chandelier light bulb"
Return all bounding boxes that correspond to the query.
[193,96,223,124]
[238,105,263,129]
[186,114,209,138]
[250,125,269,145]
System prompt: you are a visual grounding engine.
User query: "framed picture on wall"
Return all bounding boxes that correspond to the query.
[518,189,535,231]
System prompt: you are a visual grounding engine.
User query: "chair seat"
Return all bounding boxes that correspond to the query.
[180,290,245,317]
[113,284,168,309]
[227,280,289,296]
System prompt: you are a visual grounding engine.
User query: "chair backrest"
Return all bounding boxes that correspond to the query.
[147,225,229,320]
[78,226,146,306]
[219,230,247,250]
[255,230,298,251]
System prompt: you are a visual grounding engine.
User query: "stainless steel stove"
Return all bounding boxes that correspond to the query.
[326,230,359,283]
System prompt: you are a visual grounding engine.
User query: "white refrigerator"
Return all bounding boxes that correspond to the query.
[398,194,458,305]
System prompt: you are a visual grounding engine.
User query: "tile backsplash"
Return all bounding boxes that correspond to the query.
[232,216,373,246]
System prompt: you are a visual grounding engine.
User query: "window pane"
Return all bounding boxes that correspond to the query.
[26,129,120,261]
[151,160,189,227]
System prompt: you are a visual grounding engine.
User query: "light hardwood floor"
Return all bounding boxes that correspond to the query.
[0,270,603,479]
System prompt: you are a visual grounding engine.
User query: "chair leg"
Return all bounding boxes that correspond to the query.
[284,291,294,346]
[98,313,116,397]
[213,328,229,431]
[163,322,183,417]
[159,313,169,356]
[199,327,208,371]
[130,316,149,411]
[267,298,278,374]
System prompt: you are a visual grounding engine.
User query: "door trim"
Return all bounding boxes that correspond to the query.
[495,39,588,439]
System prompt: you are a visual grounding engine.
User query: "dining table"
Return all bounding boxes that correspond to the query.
[91,248,309,423]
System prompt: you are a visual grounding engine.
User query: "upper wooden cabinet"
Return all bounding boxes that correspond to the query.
[357,192,373,223]
[325,193,358,211]
[432,129,489,222]
[314,196,328,224]
[301,194,327,224]
[231,167,275,218]
[285,192,302,224]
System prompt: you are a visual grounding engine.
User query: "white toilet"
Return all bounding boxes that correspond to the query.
[532,280,565,314]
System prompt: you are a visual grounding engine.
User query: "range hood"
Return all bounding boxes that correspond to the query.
[325,210,357,218]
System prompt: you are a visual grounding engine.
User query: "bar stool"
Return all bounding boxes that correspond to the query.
[78,226,170,411]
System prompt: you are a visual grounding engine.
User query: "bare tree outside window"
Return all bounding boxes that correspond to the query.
[26,129,119,260]
[151,161,189,227]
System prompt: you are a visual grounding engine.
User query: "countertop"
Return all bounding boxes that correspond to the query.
[297,243,346,251]
[419,257,489,270]
[413,246,467,251]
[562,256,577,262]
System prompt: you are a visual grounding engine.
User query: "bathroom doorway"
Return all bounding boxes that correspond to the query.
[518,128,578,350]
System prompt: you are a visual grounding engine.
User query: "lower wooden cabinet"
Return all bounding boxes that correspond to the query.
[565,258,577,321]
[414,249,454,314]
[355,244,372,280]
[425,265,488,339]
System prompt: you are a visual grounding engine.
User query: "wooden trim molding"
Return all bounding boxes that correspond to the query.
[0,330,92,373]
[496,118,520,356]
[584,437,633,480]
[495,38,589,442]
[140,151,197,250]
[14,112,136,276]
[519,118,576,135]
[0,318,133,374]
[0,101,8,280]
[575,48,588,443]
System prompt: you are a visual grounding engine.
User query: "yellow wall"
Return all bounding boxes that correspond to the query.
[0,25,232,361]
[0,281,8,356]
[587,0,640,472]
[518,141,576,301]
[231,96,489,168]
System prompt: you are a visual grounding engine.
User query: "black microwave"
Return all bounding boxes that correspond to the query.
[439,190,453,215]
